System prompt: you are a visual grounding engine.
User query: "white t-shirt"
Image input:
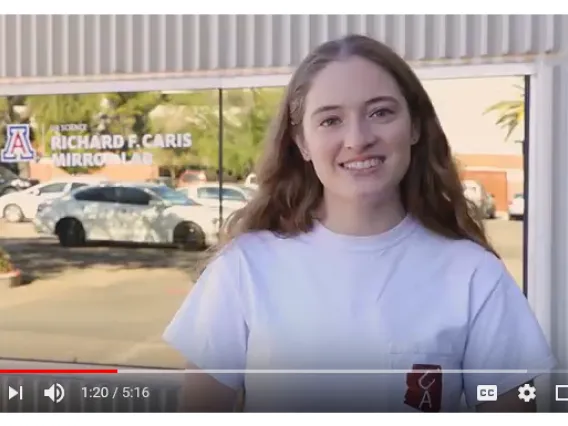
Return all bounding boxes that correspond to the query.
[163,215,556,412]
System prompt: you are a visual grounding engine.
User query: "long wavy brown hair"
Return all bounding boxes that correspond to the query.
[217,34,497,257]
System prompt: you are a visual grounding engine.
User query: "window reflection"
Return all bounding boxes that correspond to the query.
[0,79,525,369]
[0,89,220,368]
[221,88,283,184]
[151,185,201,207]
[423,76,526,288]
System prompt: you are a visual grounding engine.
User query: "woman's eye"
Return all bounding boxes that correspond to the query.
[320,117,341,127]
[370,108,394,118]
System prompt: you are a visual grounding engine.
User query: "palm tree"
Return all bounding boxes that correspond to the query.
[483,84,525,141]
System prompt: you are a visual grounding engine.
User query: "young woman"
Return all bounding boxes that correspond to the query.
[163,34,555,412]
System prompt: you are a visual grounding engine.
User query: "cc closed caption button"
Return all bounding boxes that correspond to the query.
[555,385,568,401]
[477,385,498,402]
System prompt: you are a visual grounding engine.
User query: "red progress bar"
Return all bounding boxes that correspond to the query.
[0,369,118,374]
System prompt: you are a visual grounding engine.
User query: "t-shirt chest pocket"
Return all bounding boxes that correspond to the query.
[385,342,464,412]
[387,341,461,367]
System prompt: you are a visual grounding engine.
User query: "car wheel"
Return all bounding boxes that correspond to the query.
[56,218,86,247]
[3,204,24,223]
[173,221,206,251]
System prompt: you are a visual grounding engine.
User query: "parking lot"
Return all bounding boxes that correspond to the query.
[0,219,524,369]
[0,221,207,368]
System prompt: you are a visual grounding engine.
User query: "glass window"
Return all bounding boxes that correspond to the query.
[240,186,256,199]
[197,187,219,199]
[222,187,246,201]
[116,187,152,206]
[70,182,89,191]
[73,186,117,203]
[0,89,220,369]
[37,182,67,194]
[0,165,18,181]
[424,75,526,291]
[150,185,201,206]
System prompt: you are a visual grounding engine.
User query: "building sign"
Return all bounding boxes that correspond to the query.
[0,124,37,163]
[1,123,192,167]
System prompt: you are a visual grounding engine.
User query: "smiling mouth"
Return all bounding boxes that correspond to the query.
[340,156,386,170]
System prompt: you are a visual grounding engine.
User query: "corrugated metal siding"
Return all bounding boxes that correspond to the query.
[0,15,567,81]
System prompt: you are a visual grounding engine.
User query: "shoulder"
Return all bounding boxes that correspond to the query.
[204,230,303,279]
[411,222,508,287]
[406,221,525,321]
[417,225,525,319]
[228,228,310,258]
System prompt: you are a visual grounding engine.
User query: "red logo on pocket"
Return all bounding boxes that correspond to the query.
[404,364,443,412]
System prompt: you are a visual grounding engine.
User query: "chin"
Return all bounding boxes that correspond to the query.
[334,182,395,203]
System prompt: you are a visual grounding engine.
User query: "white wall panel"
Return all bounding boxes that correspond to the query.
[0,15,566,82]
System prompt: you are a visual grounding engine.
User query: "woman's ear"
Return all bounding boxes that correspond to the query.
[295,136,311,161]
[411,125,420,146]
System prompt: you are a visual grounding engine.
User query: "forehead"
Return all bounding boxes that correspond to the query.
[304,56,404,112]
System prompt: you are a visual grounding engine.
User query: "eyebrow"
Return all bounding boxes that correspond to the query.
[310,95,399,117]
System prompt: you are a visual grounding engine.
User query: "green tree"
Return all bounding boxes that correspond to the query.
[26,94,103,174]
[222,88,283,179]
[102,92,168,150]
[151,90,220,178]
[133,88,283,181]
[484,84,525,141]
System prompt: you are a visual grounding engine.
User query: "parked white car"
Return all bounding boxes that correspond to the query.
[508,193,525,220]
[462,179,495,219]
[34,183,220,249]
[178,183,256,212]
[0,177,103,223]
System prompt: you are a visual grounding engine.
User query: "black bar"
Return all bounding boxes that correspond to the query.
[522,75,530,298]
[218,88,224,227]
[0,373,561,412]
[0,374,179,412]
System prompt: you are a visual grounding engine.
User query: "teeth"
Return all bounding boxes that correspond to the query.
[343,157,382,170]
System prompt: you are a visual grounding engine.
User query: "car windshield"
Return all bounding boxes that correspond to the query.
[0,166,19,180]
[240,186,256,199]
[150,185,200,206]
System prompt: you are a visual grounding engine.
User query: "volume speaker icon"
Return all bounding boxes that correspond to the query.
[44,383,65,403]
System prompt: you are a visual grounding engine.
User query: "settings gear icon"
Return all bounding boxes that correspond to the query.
[518,383,537,402]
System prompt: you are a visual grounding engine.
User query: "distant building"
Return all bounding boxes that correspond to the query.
[425,76,524,214]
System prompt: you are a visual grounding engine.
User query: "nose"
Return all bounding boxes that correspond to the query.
[344,117,376,151]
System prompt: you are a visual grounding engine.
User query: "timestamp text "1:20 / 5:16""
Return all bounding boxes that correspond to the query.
[81,386,151,399]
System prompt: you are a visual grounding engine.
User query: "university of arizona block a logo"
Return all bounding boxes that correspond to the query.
[1,124,37,163]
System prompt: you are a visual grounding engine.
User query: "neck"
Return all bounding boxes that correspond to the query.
[318,191,406,236]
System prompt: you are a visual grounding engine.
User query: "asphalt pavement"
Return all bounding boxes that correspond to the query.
[0,219,524,368]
